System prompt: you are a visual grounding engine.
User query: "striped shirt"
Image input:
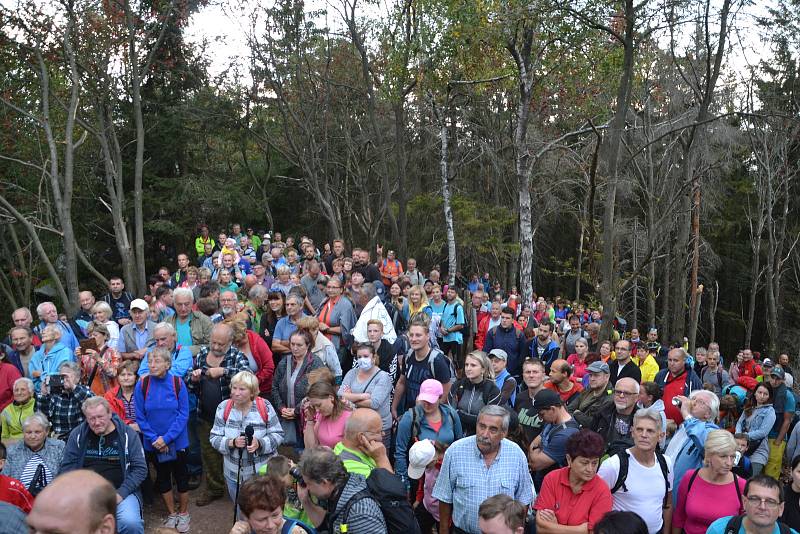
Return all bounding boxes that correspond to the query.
[432,436,534,534]
[19,453,53,488]
[328,474,387,534]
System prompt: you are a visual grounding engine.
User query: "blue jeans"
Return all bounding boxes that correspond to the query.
[187,393,203,475]
[117,493,144,534]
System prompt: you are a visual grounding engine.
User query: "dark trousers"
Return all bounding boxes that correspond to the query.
[415,504,439,533]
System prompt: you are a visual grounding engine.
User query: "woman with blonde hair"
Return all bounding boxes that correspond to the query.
[672,429,746,534]
[91,301,120,350]
[403,285,431,323]
[210,370,283,508]
[451,351,501,436]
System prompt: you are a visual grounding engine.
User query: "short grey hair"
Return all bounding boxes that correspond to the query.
[148,347,173,369]
[173,287,194,303]
[248,285,268,301]
[82,396,112,414]
[633,407,663,429]
[285,293,304,307]
[35,302,55,318]
[478,405,510,432]
[13,377,34,394]
[361,282,377,301]
[42,324,62,341]
[691,389,720,420]
[299,446,348,486]
[153,322,175,336]
[23,412,51,430]
[58,361,81,377]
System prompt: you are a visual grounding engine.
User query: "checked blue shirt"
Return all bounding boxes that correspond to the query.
[432,436,533,534]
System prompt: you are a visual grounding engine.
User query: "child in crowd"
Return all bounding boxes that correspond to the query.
[409,439,448,533]
[733,433,752,479]
[257,455,312,527]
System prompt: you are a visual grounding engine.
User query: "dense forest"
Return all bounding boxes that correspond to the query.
[1,0,799,359]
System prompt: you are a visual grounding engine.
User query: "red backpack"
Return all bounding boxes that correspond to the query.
[222,396,269,424]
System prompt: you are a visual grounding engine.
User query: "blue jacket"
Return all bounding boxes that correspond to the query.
[134,374,190,452]
[654,363,703,396]
[394,403,462,481]
[137,344,193,378]
[60,414,147,500]
[484,325,528,376]
[668,416,719,506]
[529,339,561,369]
[29,342,73,392]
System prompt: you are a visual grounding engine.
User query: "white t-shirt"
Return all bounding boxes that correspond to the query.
[598,450,674,534]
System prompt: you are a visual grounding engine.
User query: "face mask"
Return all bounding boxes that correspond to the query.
[357,357,374,371]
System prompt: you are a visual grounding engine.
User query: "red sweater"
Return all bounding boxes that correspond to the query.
[247,330,275,396]
[0,362,22,412]
[0,474,34,513]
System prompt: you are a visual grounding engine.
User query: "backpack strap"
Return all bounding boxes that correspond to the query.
[223,399,234,422]
[224,397,269,424]
[655,449,671,507]
[610,451,629,494]
[686,468,701,496]
[337,488,372,532]
[724,514,744,534]
[733,472,743,513]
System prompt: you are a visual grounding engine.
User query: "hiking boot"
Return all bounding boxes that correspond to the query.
[176,513,191,533]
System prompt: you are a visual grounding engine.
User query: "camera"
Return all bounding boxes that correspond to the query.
[646,341,659,351]
[49,374,64,395]
[671,397,682,407]
[289,466,306,487]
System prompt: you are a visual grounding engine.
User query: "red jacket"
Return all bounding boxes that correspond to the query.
[104,385,135,425]
[0,362,22,412]
[247,330,275,396]
[475,315,494,350]
[0,474,34,513]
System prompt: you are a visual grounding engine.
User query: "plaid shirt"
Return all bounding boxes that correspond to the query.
[186,345,249,400]
[35,385,94,439]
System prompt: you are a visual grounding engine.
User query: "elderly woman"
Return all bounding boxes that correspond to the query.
[4,412,65,494]
[270,330,323,449]
[296,316,342,383]
[672,429,746,534]
[105,360,139,431]
[91,301,120,350]
[134,347,191,531]
[229,474,313,534]
[210,371,283,506]
[339,343,393,448]
[29,324,72,392]
[74,321,121,395]
[271,266,296,296]
[534,429,613,533]
[735,382,776,476]
[452,351,501,436]
[1,377,36,443]
[227,314,275,397]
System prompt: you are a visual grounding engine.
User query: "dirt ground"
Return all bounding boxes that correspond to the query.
[143,484,235,534]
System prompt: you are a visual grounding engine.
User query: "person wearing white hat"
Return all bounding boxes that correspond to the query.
[117,299,157,365]
[489,349,517,407]
[409,439,445,533]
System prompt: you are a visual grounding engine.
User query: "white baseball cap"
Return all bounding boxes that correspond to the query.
[129,299,149,311]
[407,439,436,480]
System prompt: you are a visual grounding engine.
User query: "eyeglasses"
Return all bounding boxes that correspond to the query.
[614,390,637,397]
[746,496,781,509]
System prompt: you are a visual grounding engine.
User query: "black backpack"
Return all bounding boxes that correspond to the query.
[724,514,790,534]
[610,449,671,507]
[336,469,422,534]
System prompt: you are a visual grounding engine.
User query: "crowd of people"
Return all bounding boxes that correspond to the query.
[1,224,799,534]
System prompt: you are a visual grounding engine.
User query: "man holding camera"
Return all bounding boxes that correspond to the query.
[36,361,94,440]
[296,446,387,534]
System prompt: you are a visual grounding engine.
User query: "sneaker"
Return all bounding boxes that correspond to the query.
[163,514,179,528]
[176,513,190,533]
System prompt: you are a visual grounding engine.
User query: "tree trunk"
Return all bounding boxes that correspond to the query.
[598,0,637,341]
[439,117,457,286]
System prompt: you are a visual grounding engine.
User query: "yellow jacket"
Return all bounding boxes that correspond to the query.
[634,353,659,383]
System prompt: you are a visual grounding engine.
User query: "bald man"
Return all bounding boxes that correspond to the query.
[591,377,640,455]
[27,470,116,534]
[333,408,392,476]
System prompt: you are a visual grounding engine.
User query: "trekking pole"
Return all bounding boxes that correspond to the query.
[233,447,244,524]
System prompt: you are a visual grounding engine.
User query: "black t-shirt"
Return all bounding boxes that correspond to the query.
[105,292,134,321]
[514,389,544,446]
[782,484,800,531]
[200,377,224,423]
[402,350,451,412]
[84,429,124,490]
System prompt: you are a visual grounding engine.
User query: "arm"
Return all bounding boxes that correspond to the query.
[749,410,777,442]
[499,378,516,405]
[528,444,557,471]
[662,492,673,533]
[271,338,290,354]
[253,334,275,388]
[535,519,588,534]
[438,502,452,534]
[259,403,284,455]
[394,411,412,478]
[367,372,392,410]
[297,485,327,528]
[209,403,233,455]
[118,428,147,499]
[170,348,194,378]
[777,409,793,444]
[303,415,319,449]
[59,433,81,473]
[391,374,407,420]
[270,365,286,413]
[162,382,190,446]
[133,383,158,445]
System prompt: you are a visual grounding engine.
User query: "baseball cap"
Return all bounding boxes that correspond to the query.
[762,358,774,368]
[407,439,436,480]
[129,299,149,311]
[533,389,562,410]
[488,349,508,361]
[416,379,444,404]
[771,367,785,379]
[587,361,610,374]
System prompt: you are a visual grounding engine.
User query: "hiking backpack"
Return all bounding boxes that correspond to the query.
[724,514,790,534]
[222,396,270,424]
[610,449,671,507]
[336,469,422,534]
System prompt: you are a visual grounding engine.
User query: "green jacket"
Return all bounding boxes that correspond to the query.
[333,441,377,477]
[1,396,35,441]
[166,311,212,356]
